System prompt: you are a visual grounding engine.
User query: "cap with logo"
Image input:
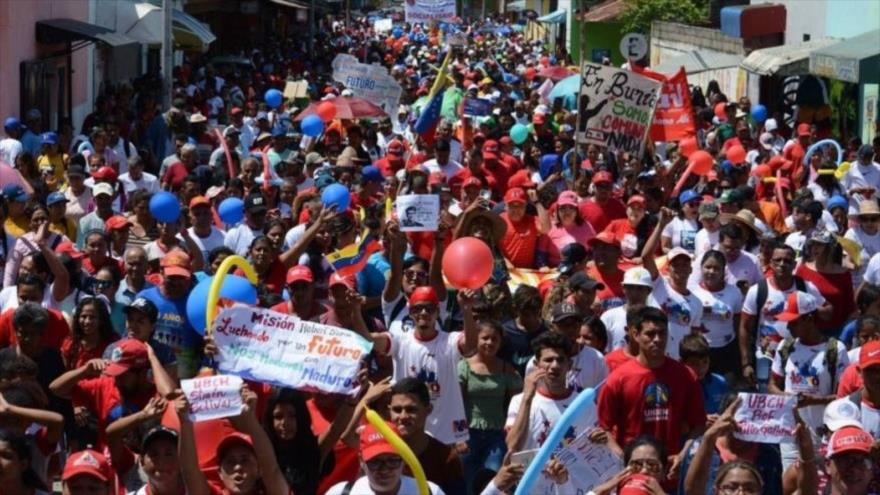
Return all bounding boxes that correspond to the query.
[93,166,118,182]
[568,272,604,292]
[160,250,192,278]
[124,297,159,323]
[618,474,654,495]
[504,187,528,206]
[360,422,401,462]
[189,195,211,210]
[797,123,812,137]
[859,340,880,370]
[592,171,613,185]
[667,247,693,261]
[679,189,701,205]
[329,272,356,290]
[104,339,150,377]
[823,398,863,432]
[286,265,314,285]
[46,191,69,207]
[62,449,112,482]
[105,216,132,232]
[623,267,653,288]
[699,202,719,220]
[3,184,29,203]
[41,132,59,146]
[775,291,820,322]
[217,432,254,457]
[55,241,84,260]
[827,426,874,458]
[91,182,115,197]
[551,302,582,323]
[245,193,267,213]
[508,169,536,189]
[627,195,646,207]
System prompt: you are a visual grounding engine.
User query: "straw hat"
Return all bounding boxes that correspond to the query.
[858,200,880,217]
[721,209,761,236]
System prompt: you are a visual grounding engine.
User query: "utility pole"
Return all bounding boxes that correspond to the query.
[308,0,315,54]
[163,0,173,108]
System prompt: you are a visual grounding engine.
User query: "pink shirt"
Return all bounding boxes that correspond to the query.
[540,222,596,266]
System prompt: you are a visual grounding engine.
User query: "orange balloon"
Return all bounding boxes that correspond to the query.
[727,145,746,164]
[714,103,727,121]
[679,136,698,157]
[442,237,494,290]
[317,101,337,122]
[689,150,715,175]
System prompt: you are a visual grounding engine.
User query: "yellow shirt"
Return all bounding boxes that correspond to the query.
[37,153,67,190]
[4,217,28,239]
[49,218,78,244]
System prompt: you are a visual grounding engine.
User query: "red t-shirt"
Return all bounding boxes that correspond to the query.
[598,357,706,455]
[308,399,360,494]
[483,161,512,199]
[605,348,635,373]
[837,363,863,397]
[82,256,125,276]
[236,258,286,296]
[163,162,190,190]
[61,337,114,370]
[0,307,70,349]
[500,213,540,268]
[603,219,641,262]
[449,168,496,200]
[71,376,152,447]
[500,153,522,173]
[794,265,854,334]
[580,198,626,234]
[588,265,625,311]
[374,156,404,177]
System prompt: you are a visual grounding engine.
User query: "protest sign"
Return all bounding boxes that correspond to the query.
[374,18,393,33]
[733,392,797,444]
[447,32,468,46]
[575,62,663,157]
[213,305,373,395]
[651,68,696,142]
[396,195,439,232]
[462,98,492,117]
[283,80,309,100]
[332,54,402,116]
[553,428,623,491]
[405,0,456,23]
[181,374,244,422]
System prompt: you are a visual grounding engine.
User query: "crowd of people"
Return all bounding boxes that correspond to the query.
[0,11,879,495]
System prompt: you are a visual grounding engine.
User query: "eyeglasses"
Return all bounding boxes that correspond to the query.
[627,459,663,473]
[410,305,436,315]
[404,270,428,280]
[366,457,403,471]
[861,216,880,223]
[717,483,762,494]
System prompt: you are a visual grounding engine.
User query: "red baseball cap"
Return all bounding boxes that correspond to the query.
[189,195,211,209]
[627,195,647,207]
[827,426,874,458]
[775,291,820,322]
[499,136,513,147]
[230,107,244,116]
[618,474,654,495]
[409,286,439,306]
[504,187,528,206]
[105,215,132,232]
[93,166,118,182]
[593,171,613,185]
[217,432,254,458]
[859,340,880,370]
[286,265,314,285]
[329,272,356,290]
[533,113,547,125]
[463,177,482,189]
[62,449,111,482]
[160,250,192,278]
[507,169,536,189]
[360,422,400,462]
[104,339,150,377]
[797,123,812,137]
[556,190,579,208]
[387,140,405,155]
[482,140,500,154]
[55,241,84,260]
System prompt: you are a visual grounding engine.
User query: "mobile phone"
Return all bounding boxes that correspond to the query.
[510,449,540,469]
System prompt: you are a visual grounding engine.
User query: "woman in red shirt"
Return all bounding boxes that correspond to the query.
[61,296,117,369]
[795,231,855,335]
[603,195,655,268]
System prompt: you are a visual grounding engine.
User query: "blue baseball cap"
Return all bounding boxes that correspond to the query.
[3,184,29,203]
[271,126,287,138]
[315,174,336,191]
[827,195,848,212]
[41,132,58,146]
[46,191,68,206]
[4,117,22,134]
[679,189,701,205]
[361,165,384,184]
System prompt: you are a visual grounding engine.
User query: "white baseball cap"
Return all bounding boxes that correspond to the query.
[764,118,778,132]
[824,398,863,432]
[667,247,693,261]
[775,291,820,322]
[623,267,653,288]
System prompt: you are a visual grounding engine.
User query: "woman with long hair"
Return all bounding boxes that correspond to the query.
[3,203,70,301]
[60,296,117,369]
[538,190,596,267]
[689,250,743,379]
[0,429,50,495]
[592,436,669,495]
[604,195,656,269]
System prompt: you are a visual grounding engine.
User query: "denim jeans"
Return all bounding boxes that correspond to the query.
[461,428,507,494]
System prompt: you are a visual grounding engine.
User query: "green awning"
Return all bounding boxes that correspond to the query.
[537,9,567,24]
[810,29,880,83]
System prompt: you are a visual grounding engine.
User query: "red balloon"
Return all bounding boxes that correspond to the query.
[442,237,494,290]
[714,102,727,121]
[727,145,746,164]
[689,150,715,175]
[679,136,698,157]
[317,101,337,122]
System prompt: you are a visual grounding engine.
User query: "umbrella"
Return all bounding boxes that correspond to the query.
[294,97,389,121]
[538,66,575,82]
[549,74,580,99]
[0,161,33,194]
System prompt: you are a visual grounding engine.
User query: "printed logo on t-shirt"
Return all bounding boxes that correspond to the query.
[662,300,691,326]
[453,419,468,433]
[680,230,696,251]
[411,366,441,396]
[621,234,638,258]
[643,383,670,422]
[788,360,821,391]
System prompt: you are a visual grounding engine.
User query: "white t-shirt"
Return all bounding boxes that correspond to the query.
[524,345,608,392]
[843,162,880,214]
[724,250,762,287]
[389,330,468,444]
[688,282,743,348]
[179,227,226,263]
[771,338,848,428]
[844,226,880,286]
[601,300,661,353]
[0,285,58,312]
[662,217,699,252]
[382,292,448,335]
[784,212,838,236]
[863,252,880,285]
[0,138,23,165]
[652,277,703,359]
[505,389,599,451]
[860,400,880,440]
[693,228,719,265]
[742,279,825,356]
[422,158,464,180]
[224,223,262,257]
[119,172,159,195]
[326,476,444,495]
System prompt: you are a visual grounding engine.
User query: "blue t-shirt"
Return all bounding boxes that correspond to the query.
[357,252,391,299]
[137,286,202,378]
[702,373,730,415]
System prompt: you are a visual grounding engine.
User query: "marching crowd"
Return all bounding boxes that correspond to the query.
[0,12,879,495]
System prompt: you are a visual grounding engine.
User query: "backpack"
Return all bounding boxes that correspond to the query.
[777,337,841,393]
[749,277,807,359]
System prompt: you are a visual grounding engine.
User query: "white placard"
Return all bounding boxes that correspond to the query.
[733,392,797,444]
[405,0,456,23]
[181,374,244,422]
[554,428,624,491]
[396,194,440,232]
[374,18,393,33]
[619,33,648,61]
[212,305,373,395]
[332,54,402,116]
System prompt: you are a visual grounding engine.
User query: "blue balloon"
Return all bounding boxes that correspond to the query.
[539,153,560,181]
[186,275,259,336]
[301,115,325,138]
[751,104,768,124]
[149,191,180,223]
[265,89,283,109]
[321,183,351,212]
[392,27,404,39]
[218,197,244,225]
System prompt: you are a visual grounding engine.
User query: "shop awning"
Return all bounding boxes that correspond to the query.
[537,9,567,24]
[36,18,138,48]
[113,3,216,51]
[173,9,216,50]
[810,29,880,83]
[741,38,839,76]
[506,0,526,11]
[580,0,626,22]
[270,0,311,8]
[653,50,741,75]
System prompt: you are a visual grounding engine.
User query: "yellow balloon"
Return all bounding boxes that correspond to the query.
[206,255,259,335]
[364,409,429,495]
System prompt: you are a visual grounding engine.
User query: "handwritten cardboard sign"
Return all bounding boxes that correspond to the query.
[181,374,244,422]
[733,392,797,443]
[212,305,373,395]
[575,62,662,157]
[554,428,624,491]
[396,194,440,232]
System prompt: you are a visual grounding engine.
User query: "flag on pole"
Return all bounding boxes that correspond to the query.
[413,50,452,145]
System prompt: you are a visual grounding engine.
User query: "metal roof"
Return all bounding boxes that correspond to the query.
[653,50,742,75]
[36,18,138,48]
[810,29,880,83]
[741,38,840,76]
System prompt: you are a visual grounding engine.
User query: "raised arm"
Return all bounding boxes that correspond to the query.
[506,368,546,453]
[174,393,212,495]
[684,398,740,495]
[279,207,335,267]
[35,226,71,302]
[0,391,64,445]
[457,289,480,356]
[382,221,408,304]
[146,343,178,396]
[179,228,205,272]
[642,207,675,280]
[232,386,290,495]
[106,397,166,469]
[429,223,449,302]
[49,359,106,399]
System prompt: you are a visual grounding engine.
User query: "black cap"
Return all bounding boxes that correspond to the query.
[67,164,87,177]
[567,272,604,292]
[435,139,451,152]
[141,426,178,450]
[561,243,588,265]
[124,297,159,323]
[859,144,875,159]
[245,193,268,213]
[551,302,582,323]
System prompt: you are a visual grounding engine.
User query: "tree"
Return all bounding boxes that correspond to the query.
[619,0,707,34]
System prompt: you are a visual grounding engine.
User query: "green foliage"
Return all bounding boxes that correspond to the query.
[619,0,707,34]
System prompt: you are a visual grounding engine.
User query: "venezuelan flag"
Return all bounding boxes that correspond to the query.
[413,50,451,145]
[325,232,382,277]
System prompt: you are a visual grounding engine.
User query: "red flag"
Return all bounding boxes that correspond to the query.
[651,68,696,142]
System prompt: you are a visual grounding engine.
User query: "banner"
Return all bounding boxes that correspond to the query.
[374,18,393,33]
[733,392,796,444]
[404,0,456,23]
[462,98,492,117]
[213,306,373,395]
[575,63,663,157]
[651,68,696,142]
[554,428,624,491]
[396,194,440,231]
[331,54,403,116]
[181,374,244,422]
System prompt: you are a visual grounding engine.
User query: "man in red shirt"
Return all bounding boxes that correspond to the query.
[498,136,522,172]
[579,171,626,233]
[481,140,511,200]
[375,140,406,177]
[450,154,495,201]
[0,276,70,349]
[271,265,325,321]
[598,306,706,465]
[500,188,550,268]
[587,231,626,311]
[784,123,812,187]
